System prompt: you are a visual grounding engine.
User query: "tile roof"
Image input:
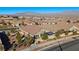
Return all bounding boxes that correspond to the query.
[21,20,79,35]
[21,25,41,35]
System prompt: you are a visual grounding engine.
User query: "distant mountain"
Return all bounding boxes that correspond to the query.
[60,11,79,16]
[15,12,42,16]
[1,11,79,16]
[14,11,79,16]
[14,12,61,16]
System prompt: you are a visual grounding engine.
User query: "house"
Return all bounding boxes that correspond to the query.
[22,19,35,25]
[20,25,54,42]
[19,20,79,43]
[48,34,56,39]
[68,32,73,35]
[69,25,79,31]
[40,20,73,33]
[20,25,42,36]
[60,33,66,37]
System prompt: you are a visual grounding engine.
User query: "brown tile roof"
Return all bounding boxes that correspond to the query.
[40,21,73,32]
[21,25,41,35]
[21,21,79,35]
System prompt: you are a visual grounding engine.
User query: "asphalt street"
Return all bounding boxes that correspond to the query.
[42,37,79,51]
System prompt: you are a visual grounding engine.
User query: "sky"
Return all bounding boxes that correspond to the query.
[0,7,79,14]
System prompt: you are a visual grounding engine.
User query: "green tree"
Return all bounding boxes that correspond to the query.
[67,20,71,23]
[55,29,65,38]
[55,32,60,38]
[73,31,77,35]
[65,31,69,35]
[7,31,10,36]
[40,33,48,40]
[27,34,34,46]
[35,22,39,25]
[16,32,22,44]
[10,29,16,33]
[21,36,28,46]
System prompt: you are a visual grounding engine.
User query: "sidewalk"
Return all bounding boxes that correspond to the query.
[22,35,79,51]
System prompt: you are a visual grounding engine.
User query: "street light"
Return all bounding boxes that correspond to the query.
[57,40,63,51]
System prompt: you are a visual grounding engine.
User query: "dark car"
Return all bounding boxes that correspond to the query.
[45,32,55,36]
